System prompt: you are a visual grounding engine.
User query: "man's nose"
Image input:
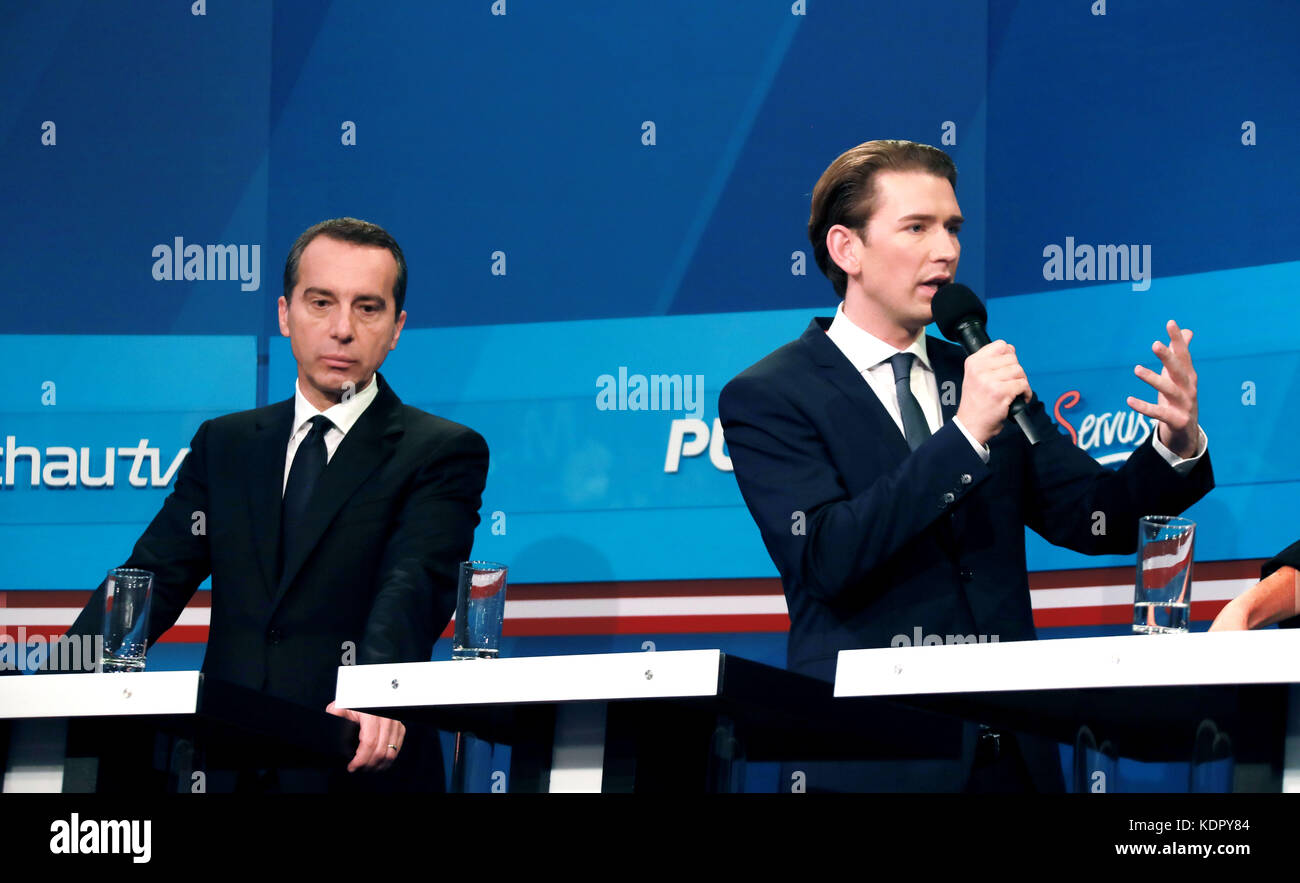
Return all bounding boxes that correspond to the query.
[330,309,355,340]
[931,231,958,262]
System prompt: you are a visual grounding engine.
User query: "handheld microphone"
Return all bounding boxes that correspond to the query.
[931,283,1042,445]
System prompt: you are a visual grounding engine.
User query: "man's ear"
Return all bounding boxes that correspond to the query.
[277,296,291,337]
[390,309,406,351]
[825,224,863,278]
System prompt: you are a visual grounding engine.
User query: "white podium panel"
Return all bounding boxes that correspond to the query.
[336,650,734,793]
[0,671,202,718]
[334,649,724,709]
[0,672,201,793]
[1,672,360,794]
[835,631,1300,793]
[835,631,1300,697]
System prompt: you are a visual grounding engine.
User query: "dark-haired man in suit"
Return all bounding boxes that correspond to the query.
[718,140,1214,791]
[69,217,488,790]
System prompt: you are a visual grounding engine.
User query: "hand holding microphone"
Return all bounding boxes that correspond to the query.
[933,283,1041,446]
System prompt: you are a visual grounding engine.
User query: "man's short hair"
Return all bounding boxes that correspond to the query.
[283,217,408,315]
[808,140,957,298]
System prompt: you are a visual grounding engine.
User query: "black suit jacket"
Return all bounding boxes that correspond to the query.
[1262,540,1300,580]
[1262,540,1300,629]
[69,373,488,777]
[719,318,1215,789]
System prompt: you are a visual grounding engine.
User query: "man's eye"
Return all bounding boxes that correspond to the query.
[909,224,924,233]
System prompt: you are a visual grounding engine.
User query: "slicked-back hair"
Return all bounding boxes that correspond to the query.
[283,217,407,315]
[808,140,957,298]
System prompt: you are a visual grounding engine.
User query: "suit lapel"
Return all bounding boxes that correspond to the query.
[801,318,912,465]
[799,321,965,560]
[806,322,968,557]
[273,374,406,607]
[247,399,295,599]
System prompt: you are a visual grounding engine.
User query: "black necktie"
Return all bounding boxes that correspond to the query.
[281,415,332,579]
[889,352,932,451]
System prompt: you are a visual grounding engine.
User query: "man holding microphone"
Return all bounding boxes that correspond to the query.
[719,139,1215,791]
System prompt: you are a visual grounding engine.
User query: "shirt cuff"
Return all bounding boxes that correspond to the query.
[951,416,990,464]
[1151,426,1208,475]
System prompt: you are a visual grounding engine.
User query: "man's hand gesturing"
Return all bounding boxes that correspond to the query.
[1126,319,1199,460]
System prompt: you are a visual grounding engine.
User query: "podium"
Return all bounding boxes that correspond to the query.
[0,672,359,793]
[334,649,962,792]
[834,630,1300,792]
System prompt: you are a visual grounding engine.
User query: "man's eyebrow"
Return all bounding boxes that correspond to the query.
[301,287,389,304]
[898,213,964,225]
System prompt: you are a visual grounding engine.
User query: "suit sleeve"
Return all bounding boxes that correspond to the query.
[66,421,214,646]
[1262,540,1300,580]
[358,425,489,665]
[1261,540,1300,630]
[1021,402,1215,555]
[718,373,990,606]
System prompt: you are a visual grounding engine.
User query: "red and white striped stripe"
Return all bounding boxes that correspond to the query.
[0,560,1266,642]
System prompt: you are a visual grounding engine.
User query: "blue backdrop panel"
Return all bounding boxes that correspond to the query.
[987,0,1298,297]
[0,335,256,589]
[0,1,272,335]
[264,1,987,328]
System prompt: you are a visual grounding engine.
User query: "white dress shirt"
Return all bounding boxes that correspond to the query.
[826,303,990,460]
[283,375,381,495]
[824,303,1207,472]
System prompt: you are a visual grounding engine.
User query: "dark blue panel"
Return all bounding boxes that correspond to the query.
[987,0,1300,298]
[672,1,988,317]
[0,1,272,334]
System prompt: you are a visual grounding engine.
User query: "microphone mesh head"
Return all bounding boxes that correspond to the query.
[932,283,987,341]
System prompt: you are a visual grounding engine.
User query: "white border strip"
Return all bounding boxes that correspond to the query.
[0,580,1257,628]
[1030,579,1251,609]
[0,608,212,626]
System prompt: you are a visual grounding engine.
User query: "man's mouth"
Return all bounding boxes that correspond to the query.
[321,356,356,368]
[919,276,950,294]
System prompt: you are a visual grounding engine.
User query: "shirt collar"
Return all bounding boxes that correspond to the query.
[826,302,931,374]
[290,374,380,438]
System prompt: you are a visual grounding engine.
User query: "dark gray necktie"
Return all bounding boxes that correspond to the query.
[889,352,931,451]
[281,415,332,579]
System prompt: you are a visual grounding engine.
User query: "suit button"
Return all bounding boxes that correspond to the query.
[960,568,974,582]
[960,474,972,485]
[940,492,955,507]
[267,627,282,645]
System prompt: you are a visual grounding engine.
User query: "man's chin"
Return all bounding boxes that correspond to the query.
[307,372,363,401]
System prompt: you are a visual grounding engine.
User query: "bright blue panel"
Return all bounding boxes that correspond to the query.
[0,336,256,590]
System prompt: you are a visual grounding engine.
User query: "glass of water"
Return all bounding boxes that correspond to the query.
[1133,516,1195,634]
[453,561,508,659]
[100,568,154,671]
